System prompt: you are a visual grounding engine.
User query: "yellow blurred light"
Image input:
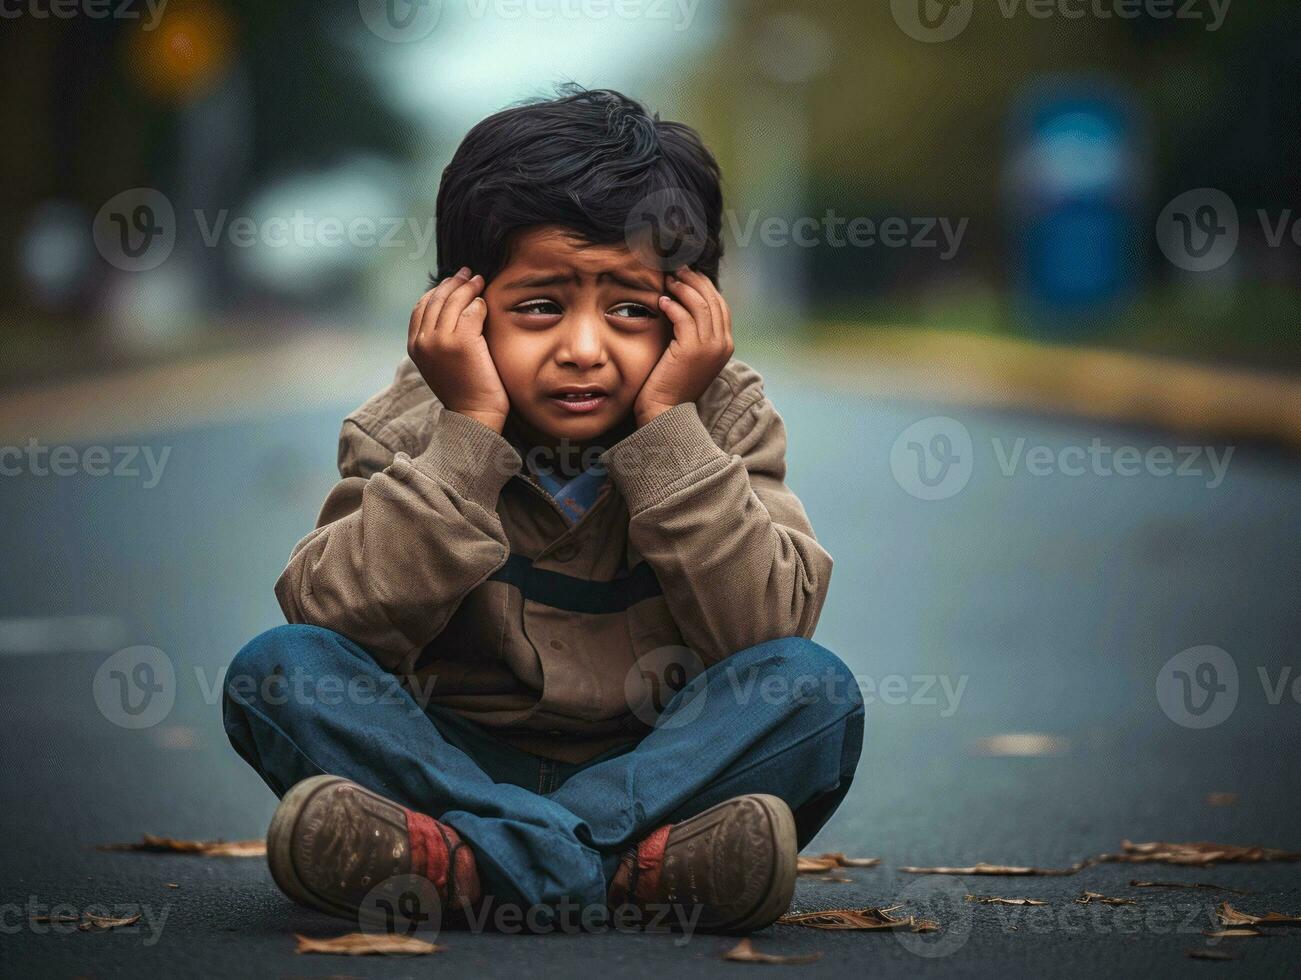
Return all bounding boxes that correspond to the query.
[126,0,235,104]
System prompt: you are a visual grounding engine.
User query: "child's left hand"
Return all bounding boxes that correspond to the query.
[634,266,735,427]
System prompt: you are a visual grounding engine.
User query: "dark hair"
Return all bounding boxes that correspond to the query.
[431,83,724,288]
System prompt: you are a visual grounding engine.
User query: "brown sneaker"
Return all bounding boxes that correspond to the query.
[608,793,797,934]
[266,774,480,923]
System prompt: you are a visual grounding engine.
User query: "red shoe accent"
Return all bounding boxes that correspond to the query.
[405,808,481,909]
[609,824,672,905]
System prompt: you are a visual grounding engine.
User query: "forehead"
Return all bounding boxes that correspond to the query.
[500,225,659,289]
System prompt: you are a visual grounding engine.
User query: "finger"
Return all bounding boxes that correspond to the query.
[657,292,696,343]
[456,295,488,337]
[665,274,709,343]
[436,274,486,335]
[412,267,471,349]
[677,267,724,341]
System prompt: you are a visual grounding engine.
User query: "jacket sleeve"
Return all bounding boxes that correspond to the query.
[274,408,522,673]
[599,391,833,666]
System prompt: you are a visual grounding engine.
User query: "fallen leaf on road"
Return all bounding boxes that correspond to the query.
[1215,902,1301,927]
[294,933,446,956]
[1130,879,1250,895]
[1075,891,1136,906]
[98,835,266,858]
[778,905,938,932]
[965,895,1048,906]
[1205,793,1237,807]
[1101,840,1301,867]
[796,852,880,873]
[1202,928,1263,938]
[79,913,141,931]
[722,938,823,965]
[1187,948,1236,961]
[29,915,80,923]
[900,860,1093,876]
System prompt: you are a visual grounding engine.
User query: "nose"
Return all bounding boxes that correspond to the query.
[554,308,607,369]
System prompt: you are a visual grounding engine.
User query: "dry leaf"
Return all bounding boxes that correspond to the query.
[796,852,880,873]
[1205,793,1237,807]
[1075,891,1136,906]
[1202,929,1262,938]
[1187,949,1236,961]
[1129,879,1249,895]
[1215,902,1301,927]
[99,835,266,858]
[29,914,80,923]
[778,905,937,932]
[164,883,179,889]
[79,914,141,931]
[900,860,1093,876]
[722,938,823,965]
[293,932,445,956]
[966,895,1048,906]
[1100,840,1301,867]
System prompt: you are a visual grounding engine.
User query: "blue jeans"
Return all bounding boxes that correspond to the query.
[222,625,864,913]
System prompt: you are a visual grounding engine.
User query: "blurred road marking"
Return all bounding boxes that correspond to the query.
[801,326,1301,449]
[3,324,1300,448]
[0,615,127,655]
[0,330,399,444]
[971,733,1072,757]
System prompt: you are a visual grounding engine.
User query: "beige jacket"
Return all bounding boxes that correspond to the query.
[275,356,833,762]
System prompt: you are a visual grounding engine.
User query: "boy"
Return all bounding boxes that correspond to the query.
[223,85,864,936]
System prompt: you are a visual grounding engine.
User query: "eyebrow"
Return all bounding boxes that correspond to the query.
[500,270,661,293]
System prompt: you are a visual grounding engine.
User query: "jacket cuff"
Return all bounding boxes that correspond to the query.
[405,408,522,510]
[600,402,731,515]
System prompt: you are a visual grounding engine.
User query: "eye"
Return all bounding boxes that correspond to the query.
[514,299,562,316]
[608,302,657,321]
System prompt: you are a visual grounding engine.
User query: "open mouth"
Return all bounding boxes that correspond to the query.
[547,392,610,413]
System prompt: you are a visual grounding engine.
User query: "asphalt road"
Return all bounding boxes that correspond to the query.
[2,356,1299,977]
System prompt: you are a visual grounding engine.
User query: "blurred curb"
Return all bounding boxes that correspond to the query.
[795,326,1301,449]
[3,325,1301,449]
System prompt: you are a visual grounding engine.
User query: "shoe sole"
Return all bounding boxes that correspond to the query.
[665,793,798,934]
[266,773,400,924]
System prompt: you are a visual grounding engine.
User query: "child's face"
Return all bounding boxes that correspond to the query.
[482,225,670,450]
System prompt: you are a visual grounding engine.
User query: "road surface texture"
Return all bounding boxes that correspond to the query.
[2,353,1299,977]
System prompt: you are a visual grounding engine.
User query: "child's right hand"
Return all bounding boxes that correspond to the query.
[407,268,511,433]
